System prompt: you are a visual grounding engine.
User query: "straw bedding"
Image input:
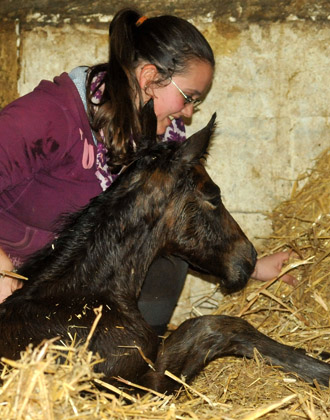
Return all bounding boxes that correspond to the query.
[0,148,329,419]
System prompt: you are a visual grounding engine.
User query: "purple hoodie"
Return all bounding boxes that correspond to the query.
[0,70,186,265]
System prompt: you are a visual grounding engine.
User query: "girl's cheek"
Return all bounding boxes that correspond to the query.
[154,93,183,117]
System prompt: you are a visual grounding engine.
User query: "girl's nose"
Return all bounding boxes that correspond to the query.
[181,103,194,118]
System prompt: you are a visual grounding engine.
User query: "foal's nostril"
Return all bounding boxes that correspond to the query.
[221,243,257,294]
[251,246,258,267]
[245,244,258,277]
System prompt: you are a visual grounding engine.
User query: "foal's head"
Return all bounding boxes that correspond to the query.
[114,103,257,293]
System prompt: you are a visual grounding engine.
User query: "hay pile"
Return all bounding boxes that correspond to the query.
[0,149,329,419]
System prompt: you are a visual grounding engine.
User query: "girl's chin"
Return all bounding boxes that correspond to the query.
[156,117,172,135]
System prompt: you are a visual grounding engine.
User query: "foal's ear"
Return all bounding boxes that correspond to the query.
[181,113,216,162]
[140,99,157,144]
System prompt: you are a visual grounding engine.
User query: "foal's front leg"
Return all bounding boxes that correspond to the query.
[140,315,330,393]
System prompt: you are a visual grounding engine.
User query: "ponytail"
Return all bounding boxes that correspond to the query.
[86,8,214,172]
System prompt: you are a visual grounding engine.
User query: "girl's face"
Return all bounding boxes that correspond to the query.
[138,60,214,135]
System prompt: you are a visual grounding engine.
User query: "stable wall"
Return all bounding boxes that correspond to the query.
[1,1,329,320]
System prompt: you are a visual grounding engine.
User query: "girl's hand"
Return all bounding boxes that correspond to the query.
[0,247,23,304]
[0,276,23,304]
[251,251,298,286]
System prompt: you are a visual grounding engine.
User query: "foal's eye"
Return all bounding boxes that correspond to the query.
[201,183,221,209]
[207,195,221,208]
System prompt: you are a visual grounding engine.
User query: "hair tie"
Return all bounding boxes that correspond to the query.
[136,16,148,27]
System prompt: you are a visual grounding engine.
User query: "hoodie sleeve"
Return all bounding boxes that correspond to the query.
[0,89,71,192]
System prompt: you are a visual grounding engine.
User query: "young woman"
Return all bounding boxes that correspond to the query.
[0,8,295,333]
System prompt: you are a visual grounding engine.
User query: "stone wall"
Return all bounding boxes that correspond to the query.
[1,1,329,320]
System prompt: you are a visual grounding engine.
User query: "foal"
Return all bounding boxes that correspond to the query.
[0,107,329,393]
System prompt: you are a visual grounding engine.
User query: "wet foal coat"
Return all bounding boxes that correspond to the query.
[0,109,329,393]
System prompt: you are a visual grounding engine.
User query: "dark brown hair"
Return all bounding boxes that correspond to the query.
[86,8,215,172]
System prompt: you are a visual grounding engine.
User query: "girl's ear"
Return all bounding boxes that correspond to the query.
[138,64,159,94]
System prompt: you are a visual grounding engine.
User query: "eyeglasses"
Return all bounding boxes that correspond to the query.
[170,77,202,109]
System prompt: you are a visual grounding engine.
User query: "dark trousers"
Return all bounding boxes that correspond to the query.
[138,256,188,336]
